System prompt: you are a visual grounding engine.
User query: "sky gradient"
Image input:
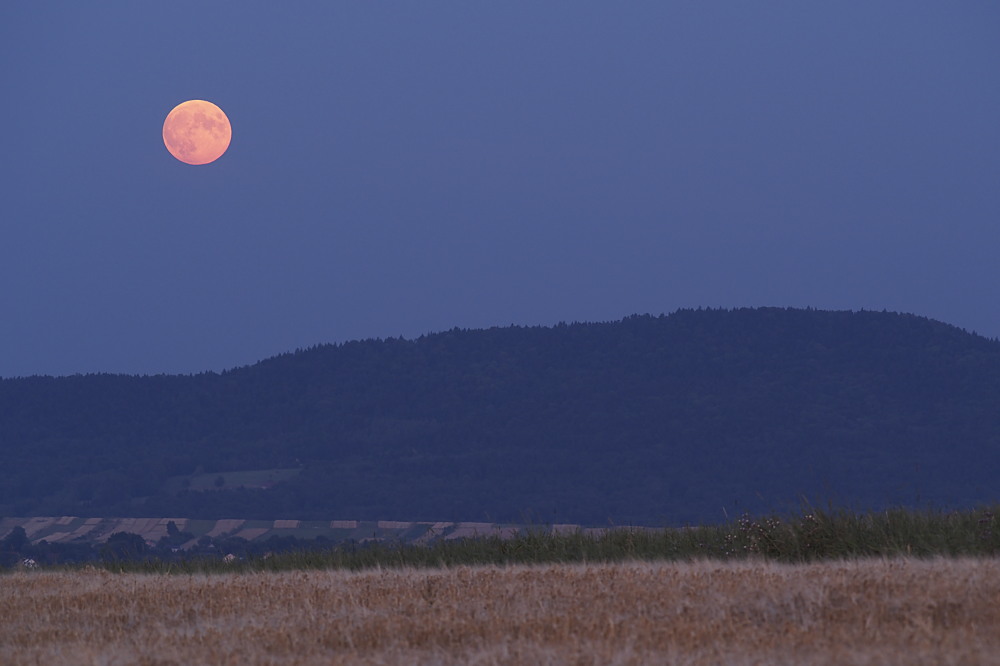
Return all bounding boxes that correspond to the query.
[2,2,999,377]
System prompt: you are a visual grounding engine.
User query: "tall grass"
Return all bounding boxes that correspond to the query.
[73,504,1000,575]
[4,558,1000,665]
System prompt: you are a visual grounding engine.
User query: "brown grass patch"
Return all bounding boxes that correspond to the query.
[67,518,103,540]
[205,519,245,537]
[19,517,56,539]
[2,558,999,664]
[444,522,495,540]
[329,520,358,529]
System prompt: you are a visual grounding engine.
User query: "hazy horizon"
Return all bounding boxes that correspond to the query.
[2,305,998,379]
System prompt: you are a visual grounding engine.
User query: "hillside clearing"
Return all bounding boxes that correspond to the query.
[2,558,999,664]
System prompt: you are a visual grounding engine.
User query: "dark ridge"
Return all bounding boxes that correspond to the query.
[2,307,999,525]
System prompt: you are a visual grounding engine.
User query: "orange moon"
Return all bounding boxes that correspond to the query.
[162,100,232,165]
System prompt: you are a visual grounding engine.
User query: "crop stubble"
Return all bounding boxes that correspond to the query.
[2,558,999,665]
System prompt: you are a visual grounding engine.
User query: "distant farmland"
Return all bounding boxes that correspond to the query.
[0,515,584,548]
[3,558,999,665]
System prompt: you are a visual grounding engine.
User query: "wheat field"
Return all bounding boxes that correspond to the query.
[2,558,999,665]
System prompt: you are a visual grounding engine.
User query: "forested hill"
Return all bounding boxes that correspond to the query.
[3,308,1000,525]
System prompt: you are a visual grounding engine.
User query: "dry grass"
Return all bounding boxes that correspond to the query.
[2,558,999,665]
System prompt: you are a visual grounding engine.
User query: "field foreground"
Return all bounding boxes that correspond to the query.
[2,558,999,665]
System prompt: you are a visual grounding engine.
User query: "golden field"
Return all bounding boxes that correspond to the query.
[2,558,999,665]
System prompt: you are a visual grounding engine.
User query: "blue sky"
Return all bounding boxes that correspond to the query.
[2,2,998,377]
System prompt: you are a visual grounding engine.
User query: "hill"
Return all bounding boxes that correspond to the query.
[2,307,999,525]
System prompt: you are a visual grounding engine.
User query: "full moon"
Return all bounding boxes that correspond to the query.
[162,100,232,165]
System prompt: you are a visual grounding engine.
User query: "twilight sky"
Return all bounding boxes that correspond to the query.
[2,2,998,377]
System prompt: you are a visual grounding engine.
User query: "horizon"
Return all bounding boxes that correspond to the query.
[2,305,996,380]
